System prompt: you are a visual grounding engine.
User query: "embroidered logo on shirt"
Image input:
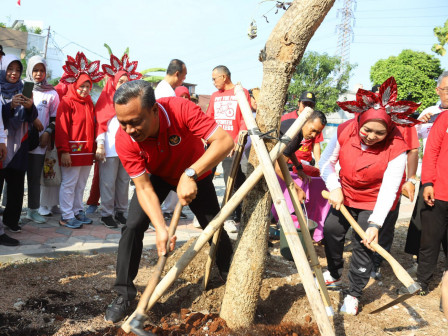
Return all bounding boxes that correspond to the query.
[42,100,48,105]
[169,135,181,146]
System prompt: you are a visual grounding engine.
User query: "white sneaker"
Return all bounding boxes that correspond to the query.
[38,206,51,216]
[322,270,342,289]
[224,219,238,233]
[340,294,359,315]
[192,217,201,228]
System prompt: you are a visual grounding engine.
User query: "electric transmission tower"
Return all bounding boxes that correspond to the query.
[335,0,356,78]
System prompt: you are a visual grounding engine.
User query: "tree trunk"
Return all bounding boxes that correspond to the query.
[220,0,335,330]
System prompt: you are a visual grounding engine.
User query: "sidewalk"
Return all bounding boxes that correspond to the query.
[0,169,416,263]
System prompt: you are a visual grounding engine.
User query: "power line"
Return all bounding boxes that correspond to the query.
[52,30,108,60]
[356,5,448,12]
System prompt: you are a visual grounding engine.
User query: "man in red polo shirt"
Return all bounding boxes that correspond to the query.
[105,80,234,323]
[282,91,323,166]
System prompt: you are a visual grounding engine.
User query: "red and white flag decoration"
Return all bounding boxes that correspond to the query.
[17,0,21,6]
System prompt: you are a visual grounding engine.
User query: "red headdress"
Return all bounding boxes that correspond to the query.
[337,77,421,127]
[101,54,142,81]
[60,52,104,85]
[95,54,142,140]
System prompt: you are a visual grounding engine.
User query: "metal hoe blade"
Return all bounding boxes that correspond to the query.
[368,282,421,314]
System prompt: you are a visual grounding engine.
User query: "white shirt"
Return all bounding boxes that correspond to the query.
[319,132,406,226]
[154,79,175,99]
[29,89,60,155]
[416,104,445,151]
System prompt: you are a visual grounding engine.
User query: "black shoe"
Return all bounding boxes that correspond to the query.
[5,223,21,233]
[105,295,131,323]
[180,211,188,219]
[101,216,118,229]
[163,212,172,220]
[114,212,127,225]
[0,233,19,246]
[218,270,229,282]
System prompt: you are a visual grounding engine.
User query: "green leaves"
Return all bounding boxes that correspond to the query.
[287,51,356,113]
[432,19,448,57]
[370,49,442,112]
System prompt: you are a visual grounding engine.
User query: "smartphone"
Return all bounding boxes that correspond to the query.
[22,81,34,98]
[428,113,439,124]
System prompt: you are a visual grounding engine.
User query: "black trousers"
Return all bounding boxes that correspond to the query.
[0,168,26,227]
[406,183,447,258]
[114,174,234,300]
[371,200,400,268]
[221,156,246,220]
[323,206,396,298]
[417,199,448,287]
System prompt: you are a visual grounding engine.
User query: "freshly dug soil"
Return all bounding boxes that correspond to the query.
[0,221,447,335]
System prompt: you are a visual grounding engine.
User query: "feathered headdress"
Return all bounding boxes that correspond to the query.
[60,52,104,84]
[337,77,421,127]
[102,54,142,80]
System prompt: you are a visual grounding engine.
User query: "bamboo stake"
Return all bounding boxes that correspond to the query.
[234,83,334,336]
[142,108,312,314]
[203,130,248,290]
[277,158,334,316]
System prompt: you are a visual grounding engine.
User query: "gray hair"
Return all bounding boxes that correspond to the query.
[213,65,231,79]
[437,71,448,86]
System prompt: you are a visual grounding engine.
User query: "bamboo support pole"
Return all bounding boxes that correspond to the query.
[234,83,334,336]
[277,158,334,316]
[203,130,248,290]
[142,107,312,314]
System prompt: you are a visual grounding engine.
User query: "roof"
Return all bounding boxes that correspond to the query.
[0,27,28,50]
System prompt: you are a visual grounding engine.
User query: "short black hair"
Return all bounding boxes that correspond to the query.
[371,84,380,93]
[213,65,231,79]
[113,80,156,110]
[167,59,185,76]
[308,110,327,126]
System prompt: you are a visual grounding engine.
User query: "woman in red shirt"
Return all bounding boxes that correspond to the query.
[55,52,104,229]
[319,77,420,315]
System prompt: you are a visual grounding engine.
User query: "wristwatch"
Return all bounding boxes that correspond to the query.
[407,178,418,185]
[184,167,198,180]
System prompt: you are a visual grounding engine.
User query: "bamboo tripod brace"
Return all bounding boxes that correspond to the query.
[122,91,335,335]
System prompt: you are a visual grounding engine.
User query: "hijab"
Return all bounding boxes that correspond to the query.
[0,54,24,101]
[24,55,55,92]
[175,86,190,99]
[95,70,128,137]
[65,73,93,105]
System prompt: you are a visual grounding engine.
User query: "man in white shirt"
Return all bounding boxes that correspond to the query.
[155,59,188,219]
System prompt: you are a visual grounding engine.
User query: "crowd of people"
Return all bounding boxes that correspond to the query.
[0,44,447,321]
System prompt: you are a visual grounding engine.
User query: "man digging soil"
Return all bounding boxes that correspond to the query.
[105,80,235,323]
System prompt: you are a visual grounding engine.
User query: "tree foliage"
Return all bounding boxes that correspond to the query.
[287,51,356,113]
[432,19,448,56]
[370,49,443,112]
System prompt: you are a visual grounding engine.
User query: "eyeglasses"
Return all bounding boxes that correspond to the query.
[438,87,448,93]
[212,75,223,82]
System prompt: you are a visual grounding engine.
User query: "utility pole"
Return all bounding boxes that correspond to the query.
[335,0,356,78]
[44,26,50,59]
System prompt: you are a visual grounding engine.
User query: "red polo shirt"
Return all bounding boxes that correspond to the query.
[116,97,218,186]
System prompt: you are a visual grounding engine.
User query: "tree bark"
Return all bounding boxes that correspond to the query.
[220,0,335,330]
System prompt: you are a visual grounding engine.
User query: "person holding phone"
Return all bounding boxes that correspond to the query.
[0,54,38,234]
[24,56,60,223]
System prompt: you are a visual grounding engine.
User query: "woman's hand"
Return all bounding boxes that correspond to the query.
[61,152,71,167]
[11,94,22,109]
[20,94,34,110]
[362,227,379,251]
[328,187,344,210]
[33,118,44,132]
[39,131,51,148]
[95,145,106,162]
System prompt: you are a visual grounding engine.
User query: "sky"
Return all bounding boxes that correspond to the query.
[1,0,447,95]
